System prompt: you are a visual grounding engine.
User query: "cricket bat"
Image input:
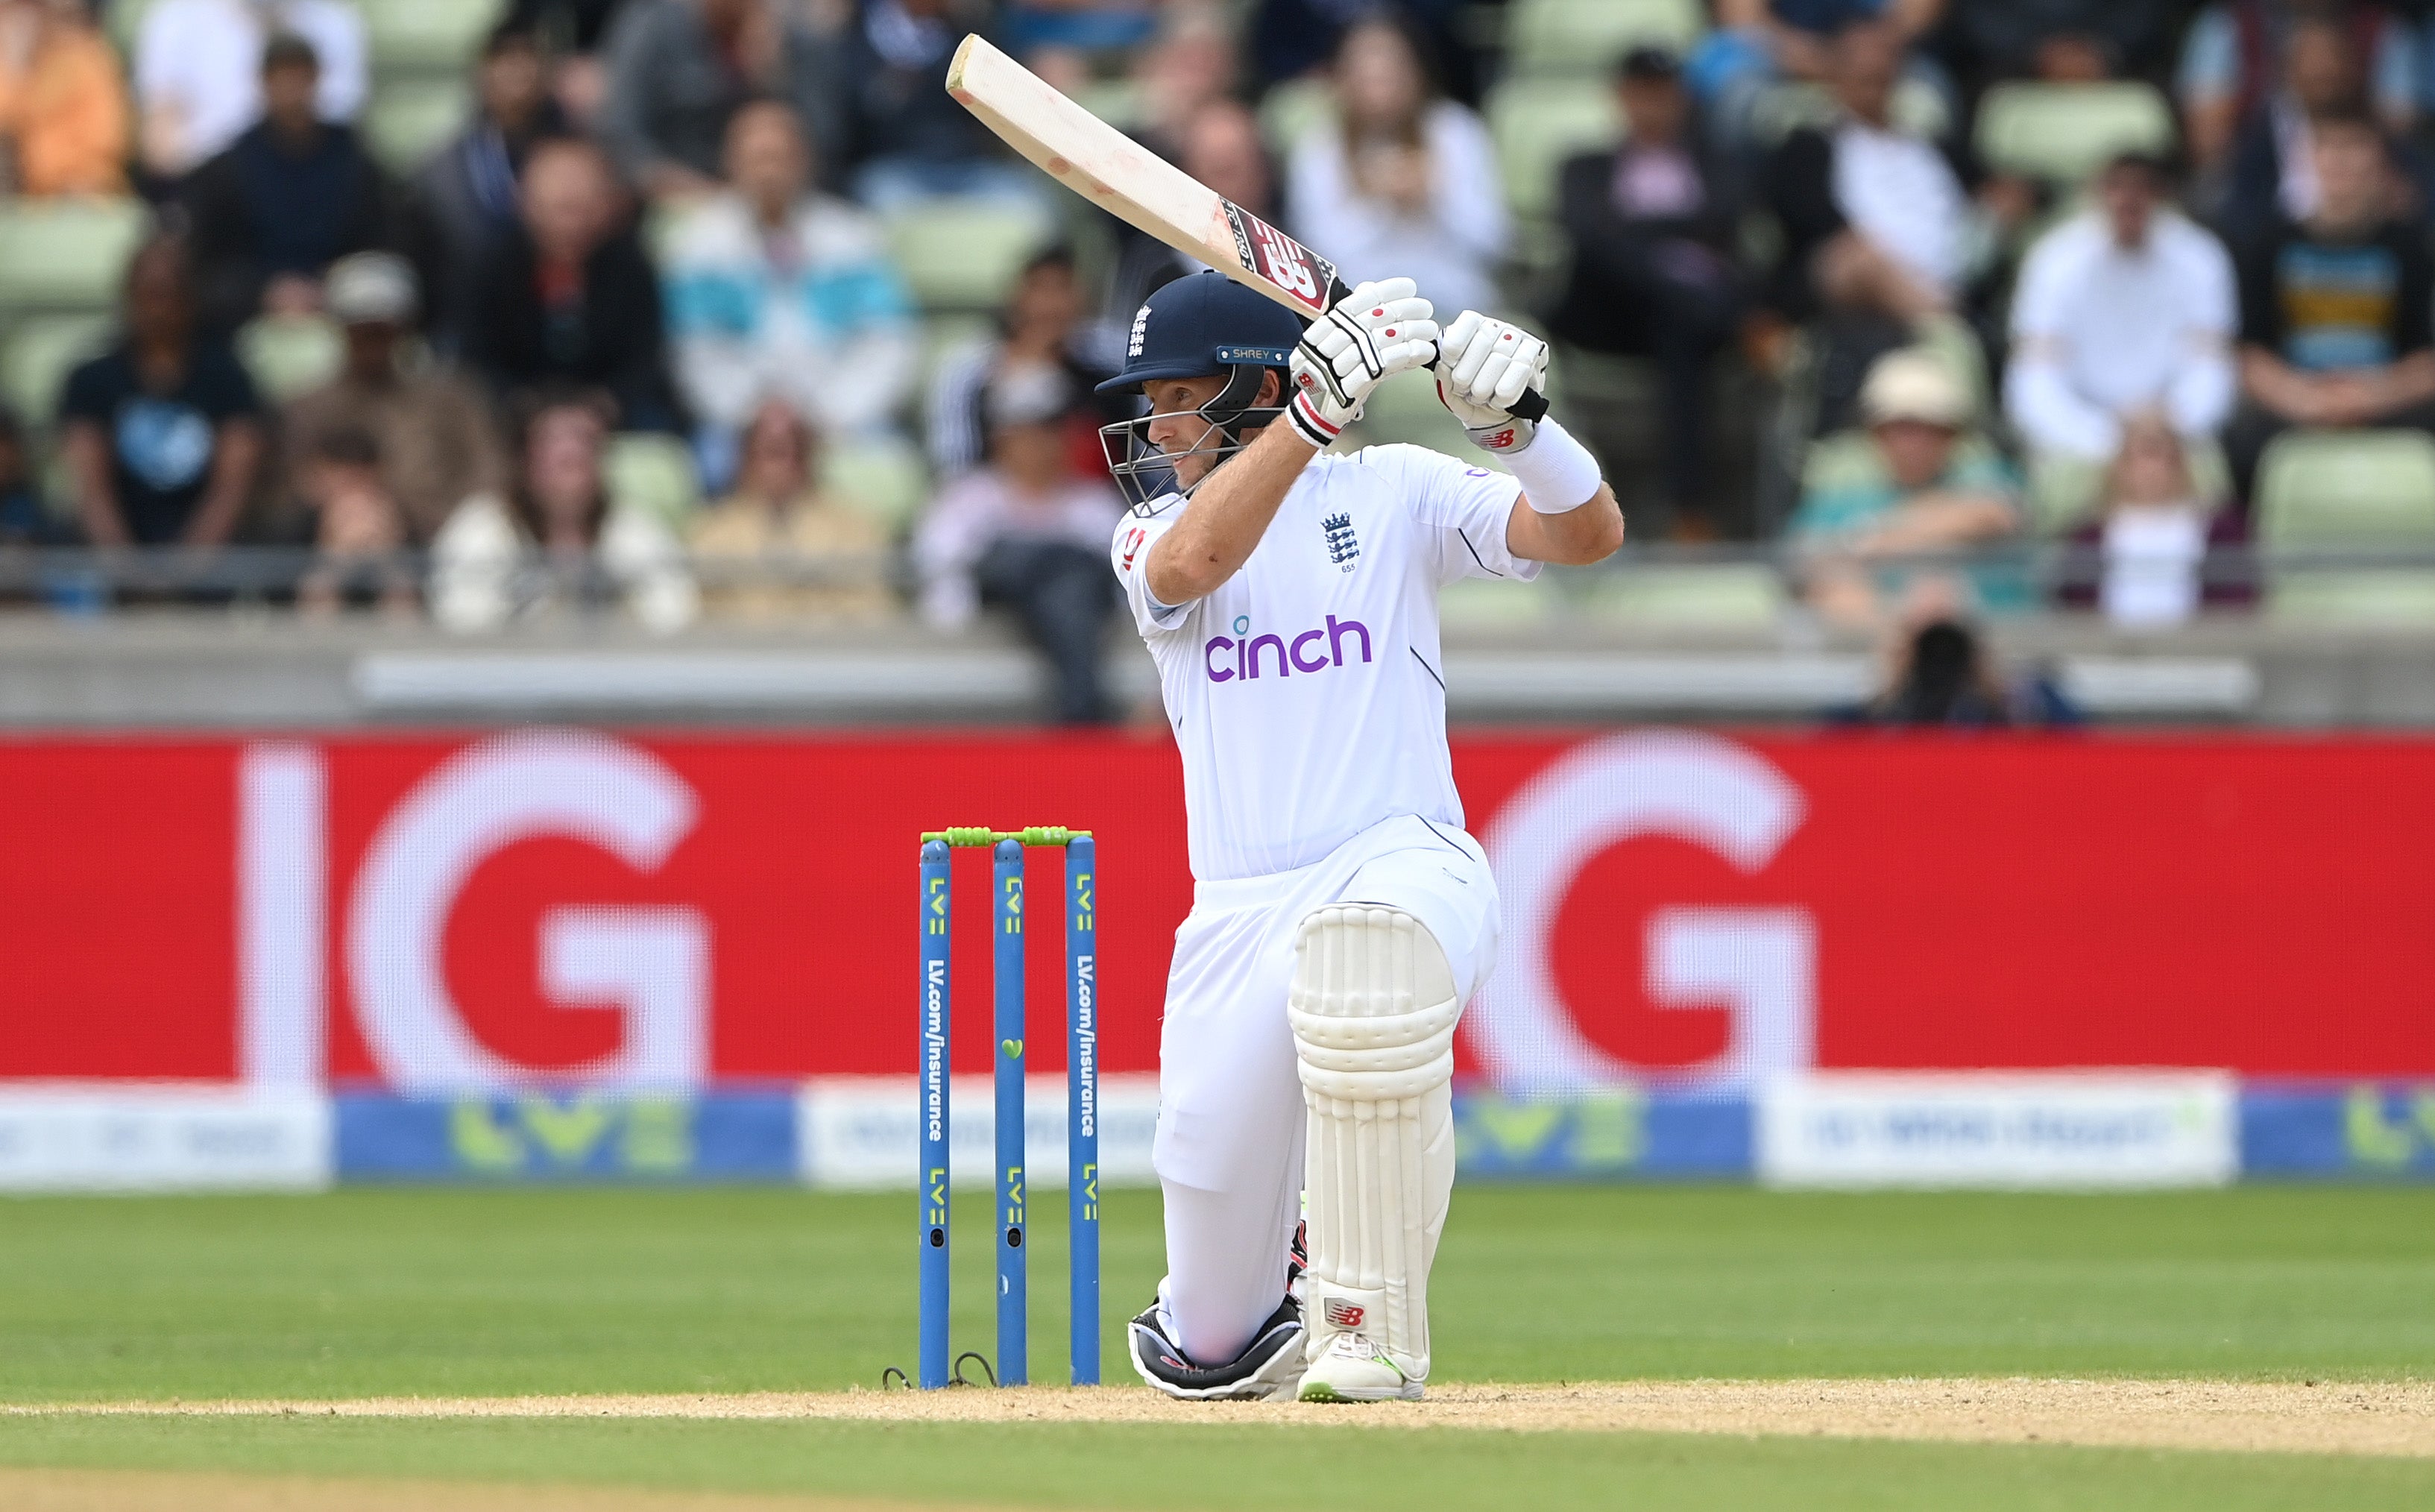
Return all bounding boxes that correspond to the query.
[945,34,1546,421]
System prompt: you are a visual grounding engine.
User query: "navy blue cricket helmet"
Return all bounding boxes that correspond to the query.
[1097,272,1302,504]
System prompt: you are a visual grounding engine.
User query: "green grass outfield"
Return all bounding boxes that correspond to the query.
[1,1185,2431,1508]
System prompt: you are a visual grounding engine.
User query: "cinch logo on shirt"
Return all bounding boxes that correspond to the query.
[1203,615,1373,682]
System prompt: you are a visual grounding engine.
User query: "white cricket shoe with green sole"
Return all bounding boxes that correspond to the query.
[1297,1330,1424,1402]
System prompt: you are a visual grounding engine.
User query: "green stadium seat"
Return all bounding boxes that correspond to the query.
[1751,78,1951,147]
[0,199,150,312]
[236,315,344,403]
[1485,78,1622,223]
[2,315,113,426]
[108,0,159,54]
[362,0,502,73]
[1579,564,1787,629]
[821,432,930,529]
[1974,82,2175,185]
[883,200,1056,312]
[605,432,703,527]
[365,81,472,174]
[1505,0,1701,76]
[1257,77,1337,157]
[2257,429,2435,623]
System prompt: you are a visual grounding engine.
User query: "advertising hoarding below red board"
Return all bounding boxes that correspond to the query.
[1,730,2429,1088]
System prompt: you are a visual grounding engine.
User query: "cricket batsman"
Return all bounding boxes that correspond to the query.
[1098,271,1625,1402]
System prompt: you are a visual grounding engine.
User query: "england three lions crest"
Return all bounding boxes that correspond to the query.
[1321,512,1359,573]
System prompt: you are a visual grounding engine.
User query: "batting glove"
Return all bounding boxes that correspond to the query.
[1286,278,1440,449]
[1436,311,1552,453]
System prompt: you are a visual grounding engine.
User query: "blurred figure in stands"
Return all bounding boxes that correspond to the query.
[183,34,397,330]
[417,21,569,355]
[688,397,894,621]
[280,253,506,549]
[663,101,916,492]
[501,0,632,122]
[1687,0,1949,158]
[0,404,54,545]
[1130,3,1238,154]
[1247,0,1480,107]
[135,0,365,183]
[1106,98,1279,324]
[1792,348,2020,628]
[2058,413,2247,628]
[1761,17,1970,330]
[0,0,130,197]
[926,245,1123,480]
[915,367,1124,725]
[2211,12,2420,248]
[290,424,414,614]
[2006,154,2237,533]
[2228,110,2435,492]
[2177,0,2417,182]
[596,0,844,202]
[1842,580,2079,726]
[467,137,681,432]
[60,236,265,552]
[1288,14,1504,320]
[1548,47,1742,540]
[837,0,1038,209]
[1932,0,2179,84]
[430,386,696,631]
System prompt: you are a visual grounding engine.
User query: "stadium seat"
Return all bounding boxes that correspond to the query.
[1974,82,2174,185]
[1485,79,1622,224]
[605,432,702,527]
[0,199,150,312]
[1,315,112,426]
[1256,78,1336,157]
[1580,565,1787,628]
[361,0,502,74]
[883,200,1055,313]
[2257,429,2435,623]
[365,81,471,174]
[821,432,930,529]
[107,0,157,53]
[1505,0,1701,76]
[236,315,344,403]
[1750,78,1950,147]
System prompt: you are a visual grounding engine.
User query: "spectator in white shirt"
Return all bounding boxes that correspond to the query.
[914,367,1125,724]
[135,0,364,180]
[2006,153,2237,531]
[1286,14,1505,320]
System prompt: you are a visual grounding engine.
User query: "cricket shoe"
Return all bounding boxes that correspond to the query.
[1128,1294,1305,1401]
[1297,1330,1424,1403]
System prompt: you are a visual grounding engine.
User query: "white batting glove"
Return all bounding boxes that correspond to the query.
[1286,278,1440,448]
[1436,310,1551,453]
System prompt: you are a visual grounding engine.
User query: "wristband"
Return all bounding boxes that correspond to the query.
[1505,418,1603,514]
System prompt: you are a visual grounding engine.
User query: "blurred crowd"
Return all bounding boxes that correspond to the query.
[6,0,2435,718]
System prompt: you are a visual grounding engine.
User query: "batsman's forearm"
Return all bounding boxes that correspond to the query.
[1144,422,1320,605]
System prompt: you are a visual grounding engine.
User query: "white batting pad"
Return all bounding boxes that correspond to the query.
[1290,905,1461,1382]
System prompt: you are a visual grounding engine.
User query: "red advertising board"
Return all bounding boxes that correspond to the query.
[1,730,2431,1088]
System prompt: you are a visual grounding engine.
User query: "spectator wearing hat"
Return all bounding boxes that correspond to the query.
[688,398,895,621]
[2006,153,2237,532]
[135,0,366,182]
[279,252,508,548]
[1547,47,1742,538]
[0,0,132,197]
[1791,347,2021,626]
[467,136,683,432]
[181,34,398,331]
[913,367,1126,724]
[416,22,570,356]
[663,100,917,489]
[60,236,266,550]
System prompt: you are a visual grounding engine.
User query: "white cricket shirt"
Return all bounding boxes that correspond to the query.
[1109,444,1534,882]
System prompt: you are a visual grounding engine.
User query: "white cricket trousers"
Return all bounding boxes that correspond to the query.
[1151,812,1500,1367]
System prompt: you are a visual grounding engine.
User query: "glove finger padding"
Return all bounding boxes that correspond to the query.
[1288,280,1437,448]
[1434,310,1552,453]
